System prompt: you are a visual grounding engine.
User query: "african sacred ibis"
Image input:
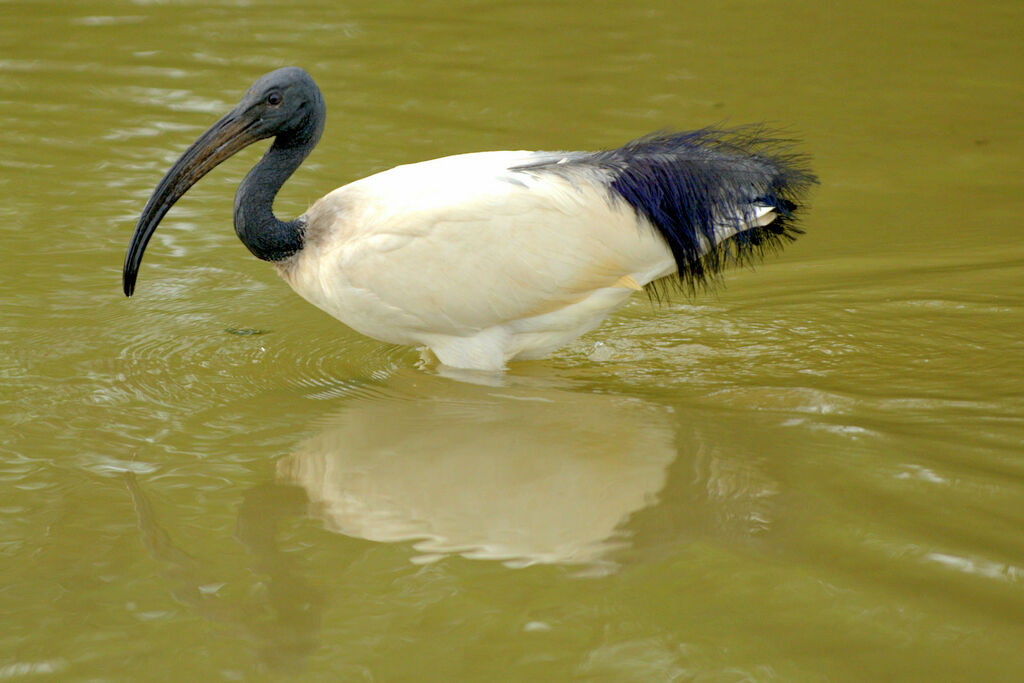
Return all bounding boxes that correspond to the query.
[123,67,816,370]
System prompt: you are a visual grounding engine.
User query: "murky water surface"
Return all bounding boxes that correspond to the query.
[2,0,1023,679]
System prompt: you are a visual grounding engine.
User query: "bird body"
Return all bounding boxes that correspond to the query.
[279,150,677,369]
[123,67,816,371]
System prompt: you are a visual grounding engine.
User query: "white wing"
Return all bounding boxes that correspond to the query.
[281,152,672,368]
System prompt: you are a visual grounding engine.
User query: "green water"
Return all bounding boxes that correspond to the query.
[2,0,1023,679]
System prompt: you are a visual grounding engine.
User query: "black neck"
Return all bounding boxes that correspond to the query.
[233,129,320,262]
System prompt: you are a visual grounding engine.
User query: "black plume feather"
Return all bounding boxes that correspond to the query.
[600,127,817,290]
[519,127,817,292]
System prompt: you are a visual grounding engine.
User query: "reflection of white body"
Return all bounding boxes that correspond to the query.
[277,387,675,568]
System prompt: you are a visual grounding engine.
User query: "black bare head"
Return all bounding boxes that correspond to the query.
[122,67,326,296]
[237,67,325,147]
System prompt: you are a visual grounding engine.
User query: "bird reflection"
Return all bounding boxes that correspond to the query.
[124,472,320,672]
[125,373,785,672]
[276,382,678,571]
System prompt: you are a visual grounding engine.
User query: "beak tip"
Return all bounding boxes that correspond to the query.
[122,272,137,297]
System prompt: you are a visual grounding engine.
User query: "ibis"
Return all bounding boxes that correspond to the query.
[123,67,816,371]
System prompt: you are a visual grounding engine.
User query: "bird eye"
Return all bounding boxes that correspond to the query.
[267,92,283,107]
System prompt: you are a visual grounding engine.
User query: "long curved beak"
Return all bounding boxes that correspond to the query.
[122,106,261,296]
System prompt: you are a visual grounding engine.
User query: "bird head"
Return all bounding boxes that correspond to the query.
[122,67,325,296]
[235,67,326,146]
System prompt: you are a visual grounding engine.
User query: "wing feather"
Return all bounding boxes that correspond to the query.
[285,151,674,344]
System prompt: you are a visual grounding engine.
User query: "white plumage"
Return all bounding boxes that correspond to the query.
[280,151,769,370]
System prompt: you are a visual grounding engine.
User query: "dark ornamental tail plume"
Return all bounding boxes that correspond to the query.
[602,127,816,289]
[518,126,817,292]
